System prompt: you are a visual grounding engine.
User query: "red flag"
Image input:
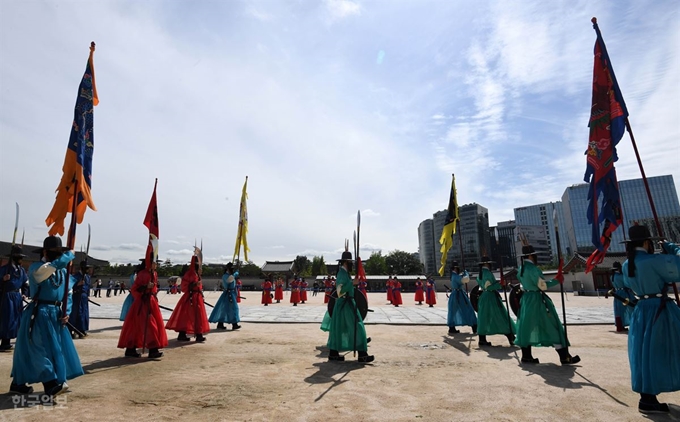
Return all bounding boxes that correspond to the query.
[355,257,367,282]
[144,179,159,269]
[584,19,627,272]
[556,258,565,284]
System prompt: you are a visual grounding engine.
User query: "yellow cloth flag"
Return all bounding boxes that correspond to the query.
[233,176,250,262]
[438,174,459,276]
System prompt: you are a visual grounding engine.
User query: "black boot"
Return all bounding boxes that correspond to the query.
[216,322,227,330]
[557,347,581,365]
[177,331,191,342]
[195,334,206,343]
[328,350,344,361]
[125,348,141,358]
[43,379,68,396]
[358,350,375,363]
[521,347,539,364]
[0,338,12,351]
[506,334,516,346]
[448,326,460,335]
[148,348,163,359]
[639,394,669,414]
[478,335,492,346]
[9,382,33,394]
[232,323,241,330]
[471,325,478,334]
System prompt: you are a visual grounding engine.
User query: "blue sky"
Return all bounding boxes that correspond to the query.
[1,0,678,265]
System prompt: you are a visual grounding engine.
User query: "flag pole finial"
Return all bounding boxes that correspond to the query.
[591,17,597,24]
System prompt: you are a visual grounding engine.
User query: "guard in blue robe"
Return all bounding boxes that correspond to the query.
[69,260,92,338]
[0,246,28,351]
[209,263,241,330]
[446,262,477,335]
[622,225,680,414]
[10,236,83,396]
[610,261,634,332]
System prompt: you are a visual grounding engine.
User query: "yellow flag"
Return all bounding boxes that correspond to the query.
[233,176,250,262]
[438,174,459,276]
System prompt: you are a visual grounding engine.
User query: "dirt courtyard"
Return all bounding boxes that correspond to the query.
[0,293,678,421]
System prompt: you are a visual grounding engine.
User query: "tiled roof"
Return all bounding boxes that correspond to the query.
[261,261,295,272]
[563,252,627,272]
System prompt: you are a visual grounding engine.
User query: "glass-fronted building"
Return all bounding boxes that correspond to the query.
[418,203,491,274]
[561,175,680,254]
[514,202,568,261]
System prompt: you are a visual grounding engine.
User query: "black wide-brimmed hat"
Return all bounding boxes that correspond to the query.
[620,224,661,243]
[450,261,460,269]
[477,256,494,265]
[337,250,354,262]
[6,245,26,258]
[80,260,93,269]
[520,245,540,258]
[612,261,622,269]
[33,236,69,254]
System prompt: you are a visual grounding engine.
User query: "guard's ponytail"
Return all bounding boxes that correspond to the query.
[626,241,643,277]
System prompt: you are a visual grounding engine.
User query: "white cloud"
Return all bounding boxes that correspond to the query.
[325,0,361,19]
[361,209,380,217]
[0,1,677,266]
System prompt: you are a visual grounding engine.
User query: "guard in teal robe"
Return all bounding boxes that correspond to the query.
[119,271,136,321]
[514,245,580,365]
[10,236,83,396]
[476,257,515,346]
[209,265,241,330]
[622,224,680,415]
[327,249,373,363]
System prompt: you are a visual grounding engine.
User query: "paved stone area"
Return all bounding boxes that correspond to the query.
[90,299,614,325]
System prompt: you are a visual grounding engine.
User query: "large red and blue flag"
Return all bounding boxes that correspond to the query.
[584,19,628,272]
[46,42,99,236]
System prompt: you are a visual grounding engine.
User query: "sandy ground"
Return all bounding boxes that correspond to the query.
[1,292,679,422]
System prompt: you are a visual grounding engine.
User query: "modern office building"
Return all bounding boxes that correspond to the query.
[561,175,680,254]
[494,220,517,267]
[418,203,491,274]
[417,218,437,275]
[514,225,552,266]
[514,202,568,261]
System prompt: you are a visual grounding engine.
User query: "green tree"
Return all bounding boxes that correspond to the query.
[385,250,423,275]
[238,260,262,277]
[310,255,328,277]
[364,251,388,275]
[293,255,310,275]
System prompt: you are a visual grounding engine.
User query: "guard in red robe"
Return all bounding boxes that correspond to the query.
[290,278,300,306]
[274,278,284,302]
[414,277,425,305]
[425,278,437,307]
[392,277,403,307]
[118,259,168,358]
[386,277,394,304]
[165,256,210,342]
[236,278,242,303]
[323,277,333,304]
[300,278,308,303]
[261,279,273,306]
